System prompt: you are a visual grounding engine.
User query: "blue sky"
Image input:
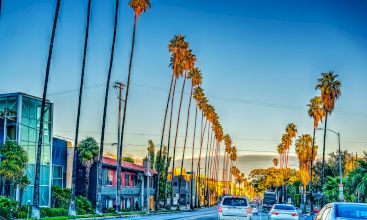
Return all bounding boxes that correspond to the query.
[1,0,366,166]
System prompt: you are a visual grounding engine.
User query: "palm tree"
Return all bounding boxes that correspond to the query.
[78,137,99,198]
[69,0,92,216]
[295,134,318,212]
[164,35,188,207]
[95,0,120,215]
[192,87,205,208]
[222,134,232,191]
[32,0,61,218]
[171,49,196,208]
[285,123,297,168]
[117,0,150,212]
[315,71,341,203]
[178,67,202,208]
[229,147,237,195]
[307,96,325,209]
[273,158,279,167]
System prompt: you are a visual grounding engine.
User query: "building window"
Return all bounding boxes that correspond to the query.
[132,174,138,187]
[107,170,113,186]
[125,174,130,187]
[52,165,63,188]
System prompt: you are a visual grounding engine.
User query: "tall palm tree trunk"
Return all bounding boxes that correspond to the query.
[170,73,188,208]
[69,0,92,216]
[118,8,141,212]
[190,106,198,209]
[178,88,193,207]
[196,117,207,208]
[206,132,214,205]
[195,112,204,208]
[32,0,61,218]
[95,0,119,214]
[155,73,174,210]
[320,113,328,206]
[164,78,177,207]
[310,126,316,212]
[203,125,211,206]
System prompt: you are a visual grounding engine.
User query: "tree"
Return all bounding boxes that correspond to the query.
[147,140,155,169]
[78,137,99,198]
[171,49,196,208]
[315,71,341,202]
[33,0,61,218]
[122,156,135,163]
[96,0,120,215]
[347,160,367,202]
[17,174,30,205]
[295,134,317,211]
[69,0,92,216]
[0,141,28,197]
[307,95,325,209]
[118,1,151,211]
[178,67,202,208]
[223,134,232,185]
[273,158,278,167]
[164,35,189,207]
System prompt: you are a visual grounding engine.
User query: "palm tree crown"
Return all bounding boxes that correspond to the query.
[315,71,342,114]
[129,0,151,17]
[307,96,325,128]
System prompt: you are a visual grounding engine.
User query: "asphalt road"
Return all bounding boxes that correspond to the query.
[121,206,307,220]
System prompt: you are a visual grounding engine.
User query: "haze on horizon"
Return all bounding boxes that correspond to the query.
[0,0,366,172]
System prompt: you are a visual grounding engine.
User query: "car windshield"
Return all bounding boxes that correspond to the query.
[274,205,295,211]
[336,204,367,219]
[223,198,248,207]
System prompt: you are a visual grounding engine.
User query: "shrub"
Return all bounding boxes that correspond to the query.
[76,195,93,215]
[51,186,93,215]
[40,207,68,217]
[0,196,18,219]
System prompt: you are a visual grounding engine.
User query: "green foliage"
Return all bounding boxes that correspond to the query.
[0,196,18,209]
[51,186,93,215]
[147,140,155,169]
[75,195,93,215]
[40,208,68,217]
[0,141,29,195]
[122,155,135,163]
[0,196,18,219]
[78,137,99,167]
[346,160,367,202]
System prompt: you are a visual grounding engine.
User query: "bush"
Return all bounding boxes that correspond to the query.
[51,186,93,215]
[40,207,68,217]
[76,195,93,215]
[0,196,18,219]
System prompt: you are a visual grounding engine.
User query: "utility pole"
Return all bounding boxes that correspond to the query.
[114,81,125,213]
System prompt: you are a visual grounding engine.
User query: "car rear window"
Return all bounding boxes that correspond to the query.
[223,198,248,207]
[336,204,367,218]
[274,205,295,211]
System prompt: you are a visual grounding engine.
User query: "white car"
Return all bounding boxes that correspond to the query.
[268,204,299,220]
[218,196,252,220]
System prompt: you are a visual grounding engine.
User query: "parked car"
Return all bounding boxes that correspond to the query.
[268,204,299,220]
[316,202,367,220]
[218,196,252,220]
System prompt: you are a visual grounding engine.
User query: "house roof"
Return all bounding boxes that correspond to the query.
[102,157,157,175]
[0,92,52,103]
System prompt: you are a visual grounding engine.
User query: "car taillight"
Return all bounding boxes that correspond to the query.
[247,207,252,213]
[218,206,222,213]
[292,213,298,216]
[272,212,279,215]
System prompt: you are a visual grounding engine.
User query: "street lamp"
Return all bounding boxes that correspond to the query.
[316,128,344,202]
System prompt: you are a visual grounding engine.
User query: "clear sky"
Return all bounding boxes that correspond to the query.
[1,0,367,168]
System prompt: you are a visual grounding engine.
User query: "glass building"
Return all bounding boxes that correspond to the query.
[0,93,53,207]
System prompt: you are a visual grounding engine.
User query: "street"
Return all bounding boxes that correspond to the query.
[121,206,306,220]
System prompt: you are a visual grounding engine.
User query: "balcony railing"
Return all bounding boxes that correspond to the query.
[102,186,156,196]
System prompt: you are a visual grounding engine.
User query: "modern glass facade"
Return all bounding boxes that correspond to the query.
[0,93,53,207]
